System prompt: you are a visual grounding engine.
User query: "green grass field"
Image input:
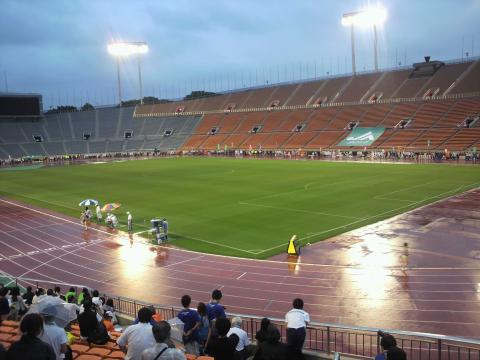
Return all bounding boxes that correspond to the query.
[1,157,479,258]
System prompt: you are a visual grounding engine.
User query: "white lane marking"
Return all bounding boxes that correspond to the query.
[237,272,247,280]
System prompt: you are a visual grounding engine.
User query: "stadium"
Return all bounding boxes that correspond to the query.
[0,1,479,360]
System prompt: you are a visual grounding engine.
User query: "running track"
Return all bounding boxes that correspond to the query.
[1,189,480,338]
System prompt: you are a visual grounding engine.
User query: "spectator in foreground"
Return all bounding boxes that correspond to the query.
[117,307,156,360]
[196,302,210,355]
[39,314,68,360]
[103,298,118,324]
[7,287,27,320]
[178,295,200,356]
[285,298,310,360]
[6,313,55,360]
[207,289,226,323]
[375,332,407,360]
[0,288,9,323]
[226,316,251,360]
[22,286,35,306]
[205,317,239,360]
[255,318,271,344]
[141,321,186,360]
[253,324,288,360]
[103,311,115,333]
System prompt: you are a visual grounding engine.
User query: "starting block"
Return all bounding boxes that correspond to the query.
[287,235,301,256]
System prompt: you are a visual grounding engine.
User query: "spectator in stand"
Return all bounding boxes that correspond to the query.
[7,287,27,320]
[117,307,156,360]
[6,313,56,360]
[103,298,118,324]
[103,311,115,333]
[54,286,64,300]
[255,318,271,344]
[375,332,407,360]
[207,289,226,323]
[197,302,210,355]
[253,324,288,360]
[205,317,239,360]
[178,295,201,356]
[134,306,162,326]
[0,288,9,323]
[141,321,186,360]
[77,288,89,305]
[65,288,76,304]
[0,344,5,360]
[77,299,101,339]
[22,286,35,306]
[39,314,68,360]
[91,290,103,313]
[285,298,310,360]
[227,316,251,360]
[32,288,46,304]
[46,289,54,296]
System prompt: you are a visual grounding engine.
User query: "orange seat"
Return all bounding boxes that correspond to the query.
[186,354,198,360]
[70,343,90,354]
[0,333,12,341]
[197,357,215,360]
[107,350,125,359]
[71,351,79,359]
[0,321,19,327]
[0,326,17,334]
[75,355,102,360]
[0,340,11,349]
[86,346,111,356]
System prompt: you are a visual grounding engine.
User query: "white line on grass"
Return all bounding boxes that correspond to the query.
[238,201,361,220]
[255,182,480,254]
[373,181,437,202]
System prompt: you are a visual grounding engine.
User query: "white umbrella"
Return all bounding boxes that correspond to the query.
[27,296,77,328]
[79,199,99,207]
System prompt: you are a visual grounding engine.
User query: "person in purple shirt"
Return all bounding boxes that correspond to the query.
[178,295,201,356]
[206,289,226,322]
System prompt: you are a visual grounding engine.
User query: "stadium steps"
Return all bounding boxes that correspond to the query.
[281,83,302,106]
[360,72,388,102]
[447,60,480,95]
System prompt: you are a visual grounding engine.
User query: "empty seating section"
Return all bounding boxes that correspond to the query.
[360,105,392,126]
[21,142,46,156]
[409,129,458,149]
[381,103,419,127]
[306,109,337,130]
[262,132,293,149]
[435,98,480,127]
[442,129,480,151]
[194,114,223,134]
[0,123,28,142]
[1,144,26,158]
[235,112,266,132]
[269,84,300,106]
[378,129,424,148]
[42,142,65,156]
[141,118,165,136]
[260,111,291,132]
[196,94,229,111]
[19,121,49,142]
[182,135,209,149]
[287,80,323,106]
[306,131,345,149]
[223,90,253,110]
[242,86,277,108]
[327,107,366,130]
[394,77,431,98]
[98,108,119,139]
[412,101,453,128]
[223,133,250,148]
[370,70,410,99]
[217,114,243,133]
[65,140,87,154]
[71,111,96,139]
[43,115,65,140]
[316,77,350,103]
[283,131,317,149]
[241,132,272,149]
[427,62,471,95]
[337,73,382,102]
[450,61,480,94]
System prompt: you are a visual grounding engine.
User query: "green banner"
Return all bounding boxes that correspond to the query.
[337,127,385,147]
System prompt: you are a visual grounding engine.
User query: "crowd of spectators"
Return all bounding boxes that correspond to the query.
[0,283,408,360]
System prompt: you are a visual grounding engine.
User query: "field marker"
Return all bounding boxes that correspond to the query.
[236,272,247,280]
[239,201,361,220]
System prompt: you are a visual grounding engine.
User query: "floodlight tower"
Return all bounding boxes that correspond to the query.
[342,6,387,74]
[107,42,149,105]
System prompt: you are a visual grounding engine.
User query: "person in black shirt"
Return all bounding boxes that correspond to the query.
[255,318,271,344]
[77,299,100,338]
[22,286,34,306]
[253,324,288,360]
[6,313,55,360]
[206,317,239,360]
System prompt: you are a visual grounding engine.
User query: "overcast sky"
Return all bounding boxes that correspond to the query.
[0,0,479,108]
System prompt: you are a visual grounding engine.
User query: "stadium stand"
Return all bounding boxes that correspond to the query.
[1,59,479,159]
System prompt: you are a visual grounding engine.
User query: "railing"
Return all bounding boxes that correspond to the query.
[4,274,480,360]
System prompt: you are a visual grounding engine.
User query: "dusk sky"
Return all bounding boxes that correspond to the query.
[0,0,479,108]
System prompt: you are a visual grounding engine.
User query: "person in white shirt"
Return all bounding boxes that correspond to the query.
[91,290,103,314]
[117,307,156,360]
[285,298,310,360]
[111,214,118,228]
[227,316,251,360]
[142,321,186,360]
[127,211,133,232]
[96,205,103,223]
[39,315,68,360]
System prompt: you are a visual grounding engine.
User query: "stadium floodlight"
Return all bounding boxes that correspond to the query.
[107,42,149,105]
[342,6,387,73]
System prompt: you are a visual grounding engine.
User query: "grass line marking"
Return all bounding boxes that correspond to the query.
[255,182,480,254]
[238,201,361,220]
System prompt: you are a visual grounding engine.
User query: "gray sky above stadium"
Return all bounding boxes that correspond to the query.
[0,0,478,107]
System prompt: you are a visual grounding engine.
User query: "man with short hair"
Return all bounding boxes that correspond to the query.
[285,298,309,360]
[141,321,185,359]
[206,289,226,322]
[177,295,200,356]
[205,317,239,360]
[117,307,156,360]
[227,316,251,360]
